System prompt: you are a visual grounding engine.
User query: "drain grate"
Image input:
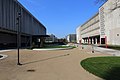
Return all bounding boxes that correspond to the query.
[27,69,36,72]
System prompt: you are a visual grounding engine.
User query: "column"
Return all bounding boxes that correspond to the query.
[92,37,94,44]
[90,38,92,44]
[40,37,44,48]
[86,38,88,43]
[88,37,89,44]
[84,39,85,43]
[95,37,97,44]
[89,37,91,44]
[85,38,86,43]
[86,38,88,44]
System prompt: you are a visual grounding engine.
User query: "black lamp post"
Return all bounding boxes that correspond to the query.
[16,11,22,65]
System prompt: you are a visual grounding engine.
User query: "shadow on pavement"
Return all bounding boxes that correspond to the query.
[22,54,70,65]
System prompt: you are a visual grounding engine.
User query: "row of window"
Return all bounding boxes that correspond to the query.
[81,13,99,31]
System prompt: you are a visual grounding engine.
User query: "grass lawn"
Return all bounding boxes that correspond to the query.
[81,57,120,80]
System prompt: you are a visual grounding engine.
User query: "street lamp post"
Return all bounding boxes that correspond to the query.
[17,11,22,65]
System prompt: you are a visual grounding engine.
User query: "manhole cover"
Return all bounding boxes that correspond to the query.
[27,69,36,72]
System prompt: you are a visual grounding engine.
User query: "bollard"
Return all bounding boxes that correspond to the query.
[113,54,116,56]
[82,45,84,49]
[92,45,94,53]
[82,46,84,49]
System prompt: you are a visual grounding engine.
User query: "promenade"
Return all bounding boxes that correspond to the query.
[0,46,110,80]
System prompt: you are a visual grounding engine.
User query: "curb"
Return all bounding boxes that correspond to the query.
[33,47,74,51]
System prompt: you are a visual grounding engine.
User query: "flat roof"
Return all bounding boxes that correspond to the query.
[15,0,46,30]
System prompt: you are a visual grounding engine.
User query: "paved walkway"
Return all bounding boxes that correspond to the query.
[94,46,120,56]
[81,45,120,56]
[32,47,73,51]
[0,49,14,53]
[80,45,120,56]
[0,46,110,80]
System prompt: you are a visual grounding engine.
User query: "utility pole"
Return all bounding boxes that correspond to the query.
[16,9,22,65]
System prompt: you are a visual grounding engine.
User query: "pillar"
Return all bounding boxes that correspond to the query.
[40,37,45,48]
[89,38,91,44]
[92,38,94,44]
[84,39,85,43]
[86,38,88,44]
[95,38,97,44]
[105,36,108,48]
[90,38,93,44]
[88,37,89,44]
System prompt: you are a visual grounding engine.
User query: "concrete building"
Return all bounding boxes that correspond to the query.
[76,0,120,45]
[0,0,46,49]
[66,34,76,43]
[99,0,120,45]
[76,13,100,44]
[45,34,58,43]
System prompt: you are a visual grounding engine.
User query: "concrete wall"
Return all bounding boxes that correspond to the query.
[80,13,99,38]
[76,27,81,43]
[0,32,16,44]
[0,0,46,35]
[76,13,100,44]
[99,0,120,45]
[0,0,46,48]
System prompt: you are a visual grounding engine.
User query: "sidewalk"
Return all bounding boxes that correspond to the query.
[0,46,110,80]
[0,49,14,53]
[94,46,120,56]
[80,44,120,56]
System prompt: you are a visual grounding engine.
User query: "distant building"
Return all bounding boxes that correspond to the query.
[76,0,120,45]
[45,34,58,43]
[66,34,76,43]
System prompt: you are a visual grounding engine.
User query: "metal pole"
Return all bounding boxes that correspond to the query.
[17,11,22,65]
[105,36,108,48]
[82,44,84,49]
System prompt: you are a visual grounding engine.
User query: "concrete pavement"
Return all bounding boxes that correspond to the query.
[94,46,120,56]
[80,45,120,56]
[0,46,110,80]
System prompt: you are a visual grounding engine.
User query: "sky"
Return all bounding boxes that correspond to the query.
[18,0,104,38]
